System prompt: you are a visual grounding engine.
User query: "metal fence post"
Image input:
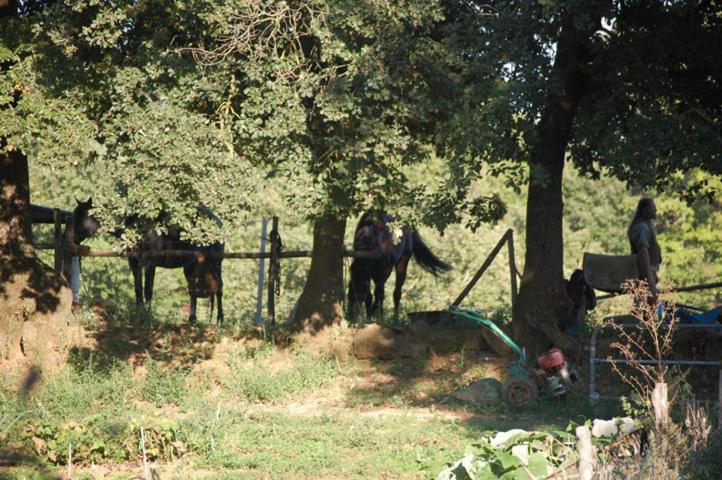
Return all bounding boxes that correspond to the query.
[53,208,63,274]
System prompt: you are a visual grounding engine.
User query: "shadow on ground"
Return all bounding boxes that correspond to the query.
[341,318,625,434]
[66,305,270,373]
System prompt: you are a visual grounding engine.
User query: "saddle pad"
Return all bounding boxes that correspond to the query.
[582,253,639,293]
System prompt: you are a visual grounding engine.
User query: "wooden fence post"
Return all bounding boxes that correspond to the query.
[451,229,512,308]
[53,208,64,274]
[267,216,280,326]
[576,425,595,480]
[255,218,268,325]
[652,382,669,430]
[507,230,518,316]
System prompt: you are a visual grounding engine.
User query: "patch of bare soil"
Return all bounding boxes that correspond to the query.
[279,398,482,423]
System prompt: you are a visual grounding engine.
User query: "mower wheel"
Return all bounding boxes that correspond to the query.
[502,377,538,407]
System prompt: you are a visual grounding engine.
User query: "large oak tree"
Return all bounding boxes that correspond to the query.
[440,0,722,356]
[192,0,499,331]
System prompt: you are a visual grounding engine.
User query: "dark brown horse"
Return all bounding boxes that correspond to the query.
[347,211,452,320]
[126,212,225,324]
[72,199,225,324]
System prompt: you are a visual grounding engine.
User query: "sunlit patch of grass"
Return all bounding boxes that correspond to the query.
[192,408,476,479]
[223,349,337,403]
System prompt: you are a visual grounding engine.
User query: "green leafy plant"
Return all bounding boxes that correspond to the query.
[436,429,578,480]
[125,419,188,462]
[22,418,127,464]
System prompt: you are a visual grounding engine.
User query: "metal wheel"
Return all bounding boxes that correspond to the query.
[502,376,538,407]
[559,361,579,390]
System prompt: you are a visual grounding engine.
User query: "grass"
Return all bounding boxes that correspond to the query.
[0,318,634,480]
[224,347,337,403]
[191,409,475,479]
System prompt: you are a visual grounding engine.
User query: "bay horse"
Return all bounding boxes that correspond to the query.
[126,211,225,325]
[71,198,225,324]
[347,211,452,320]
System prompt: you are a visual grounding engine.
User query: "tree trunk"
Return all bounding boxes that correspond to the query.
[288,213,346,333]
[513,17,596,360]
[0,145,74,372]
[513,122,577,358]
[1,2,75,373]
[0,144,32,255]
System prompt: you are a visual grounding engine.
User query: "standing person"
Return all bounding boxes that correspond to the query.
[628,197,662,302]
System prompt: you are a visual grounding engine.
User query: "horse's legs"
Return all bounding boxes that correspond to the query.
[364,286,373,318]
[372,281,385,320]
[144,264,155,305]
[352,278,370,320]
[370,262,394,320]
[189,295,197,324]
[348,260,370,321]
[128,258,144,306]
[183,263,198,324]
[393,254,411,318]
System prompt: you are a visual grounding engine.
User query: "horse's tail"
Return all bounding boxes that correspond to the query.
[410,230,452,276]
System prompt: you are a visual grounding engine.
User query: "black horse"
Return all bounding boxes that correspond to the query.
[347,211,452,320]
[70,197,101,244]
[60,198,100,304]
[71,198,225,324]
[126,211,225,325]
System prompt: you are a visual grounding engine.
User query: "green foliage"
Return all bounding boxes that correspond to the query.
[125,418,188,461]
[686,431,722,480]
[436,429,578,480]
[2,0,261,243]
[22,417,129,464]
[188,0,506,224]
[18,415,191,465]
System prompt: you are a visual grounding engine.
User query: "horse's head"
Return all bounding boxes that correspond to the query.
[354,210,401,263]
[73,197,100,243]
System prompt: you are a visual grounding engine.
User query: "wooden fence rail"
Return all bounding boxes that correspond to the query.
[35,244,382,260]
